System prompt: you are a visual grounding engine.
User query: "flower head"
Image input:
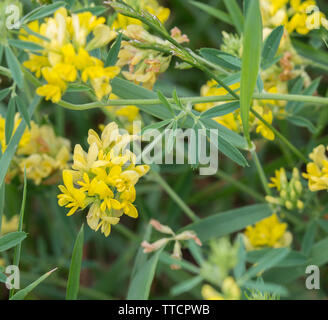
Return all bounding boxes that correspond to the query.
[58,122,149,237]
[244,214,292,250]
[21,8,118,102]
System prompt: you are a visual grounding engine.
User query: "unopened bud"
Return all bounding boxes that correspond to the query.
[150,219,175,235]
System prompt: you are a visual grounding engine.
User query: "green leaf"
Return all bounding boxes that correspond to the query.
[10,268,57,300]
[242,280,288,296]
[223,0,244,34]
[141,119,172,135]
[180,204,272,242]
[0,181,5,233]
[200,101,240,119]
[199,48,241,70]
[23,1,67,23]
[234,234,246,279]
[66,224,84,300]
[241,248,290,281]
[127,250,161,300]
[5,97,16,145]
[157,90,175,116]
[8,39,43,52]
[286,115,316,133]
[0,232,27,252]
[0,96,41,187]
[5,46,24,89]
[188,240,204,266]
[160,251,200,274]
[105,32,122,67]
[0,88,11,102]
[261,26,284,69]
[170,275,203,296]
[0,271,6,283]
[247,249,307,267]
[73,6,107,16]
[16,95,31,129]
[308,237,328,266]
[189,1,232,26]
[301,221,317,256]
[240,0,262,144]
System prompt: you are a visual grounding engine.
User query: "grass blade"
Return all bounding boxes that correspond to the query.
[5,46,24,89]
[240,0,262,146]
[223,0,244,34]
[10,268,57,300]
[0,232,27,252]
[66,224,84,300]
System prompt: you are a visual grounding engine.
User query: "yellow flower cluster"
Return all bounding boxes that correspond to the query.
[244,214,292,250]
[266,167,304,211]
[112,0,170,30]
[57,122,149,237]
[20,8,119,103]
[1,114,70,185]
[303,145,328,191]
[202,278,241,300]
[260,0,328,35]
[195,80,275,140]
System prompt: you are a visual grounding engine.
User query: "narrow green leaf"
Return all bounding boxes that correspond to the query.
[10,268,57,300]
[200,101,239,119]
[234,234,246,279]
[223,0,244,34]
[10,170,28,298]
[240,0,262,144]
[0,271,6,283]
[170,275,203,296]
[0,181,4,233]
[23,1,67,23]
[8,39,43,51]
[73,6,107,16]
[160,251,200,274]
[66,224,84,300]
[261,26,284,69]
[301,221,317,256]
[188,240,204,266]
[241,248,290,281]
[287,115,316,133]
[105,32,122,67]
[141,119,172,135]
[189,1,232,26]
[0,88,11,102]
[199,48,241,70]
[242,280,288,296]
[0,232,27,252]
[5,97,16,145]
[180,204,272,242]
[127,250,161,300]
[5,46,24,88]
[157,90,175,116]
[16,95,31,129]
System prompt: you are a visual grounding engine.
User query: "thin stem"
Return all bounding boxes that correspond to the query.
[216,170,266,202]
[56,92,328,111]
[115,224,140,241]
[152,171,199,222]
[251,108,308,162]
[250,148,271,196]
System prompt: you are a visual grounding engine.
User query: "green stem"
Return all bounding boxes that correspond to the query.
[152,171,199,222]
[56,92,328,111]
[216,170,266,202]
[250,147,271,196]
[251,108,307,162]
[115,224,140,241]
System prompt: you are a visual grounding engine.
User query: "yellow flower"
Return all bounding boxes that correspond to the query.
[254,106,275,141]
[3,115,71,185]
[244,214,292,250]
[58,122,149,237]
[21,8,120,102]
[202,277,241,300]
[58,170,87,216]
[303,145,328,191]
